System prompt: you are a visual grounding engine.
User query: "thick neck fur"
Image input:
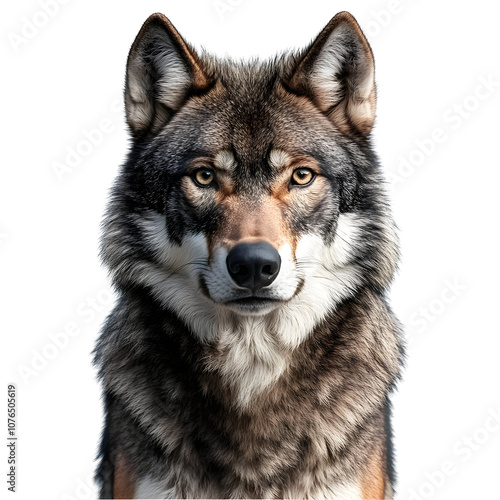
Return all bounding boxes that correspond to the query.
[95,285,403,497]
[202,313,291,410]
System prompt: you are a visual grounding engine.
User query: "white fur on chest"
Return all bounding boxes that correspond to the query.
[207,314,289,409]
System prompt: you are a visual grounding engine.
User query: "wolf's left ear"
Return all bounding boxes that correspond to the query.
[287,12,376,137]
[125,13,212,137]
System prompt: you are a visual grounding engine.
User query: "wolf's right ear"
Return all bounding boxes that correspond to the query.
[125,13,212,137]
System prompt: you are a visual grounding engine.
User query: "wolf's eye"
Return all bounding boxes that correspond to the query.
[193,168,215,187]
[291,168,315,186]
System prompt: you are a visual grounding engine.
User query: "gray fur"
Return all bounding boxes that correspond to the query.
[94,11,404,499]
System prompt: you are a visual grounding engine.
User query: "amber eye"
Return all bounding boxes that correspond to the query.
[193,168,215,187]
[291,168,315,186]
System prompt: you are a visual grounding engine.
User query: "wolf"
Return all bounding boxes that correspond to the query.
[94,11,404,499]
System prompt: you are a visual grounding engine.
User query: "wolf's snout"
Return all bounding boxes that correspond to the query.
[226,242,281,291]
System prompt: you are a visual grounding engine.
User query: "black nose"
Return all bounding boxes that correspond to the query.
[226,242,281,291]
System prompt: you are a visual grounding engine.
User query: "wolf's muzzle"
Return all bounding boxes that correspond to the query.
[226,242,281,291]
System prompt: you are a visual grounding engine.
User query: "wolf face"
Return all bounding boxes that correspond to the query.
[101,12,398,404]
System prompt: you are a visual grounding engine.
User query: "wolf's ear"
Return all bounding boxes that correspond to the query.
[287,12,376,137]
[125,13,212,137]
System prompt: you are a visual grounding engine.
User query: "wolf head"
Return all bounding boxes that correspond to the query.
[102,12,399,345]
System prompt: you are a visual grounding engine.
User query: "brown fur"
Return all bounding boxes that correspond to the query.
[360,448,387,500]
[112,452,136,499]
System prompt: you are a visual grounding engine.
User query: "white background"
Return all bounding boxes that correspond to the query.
[2,1,499,499]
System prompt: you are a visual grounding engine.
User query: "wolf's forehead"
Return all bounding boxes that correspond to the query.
[214,59,283,95]
[177,61,336,173]
[212,148,291,175]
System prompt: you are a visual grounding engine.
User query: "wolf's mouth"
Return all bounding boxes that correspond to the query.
[224,296,282,313]
[226,297,279,305]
